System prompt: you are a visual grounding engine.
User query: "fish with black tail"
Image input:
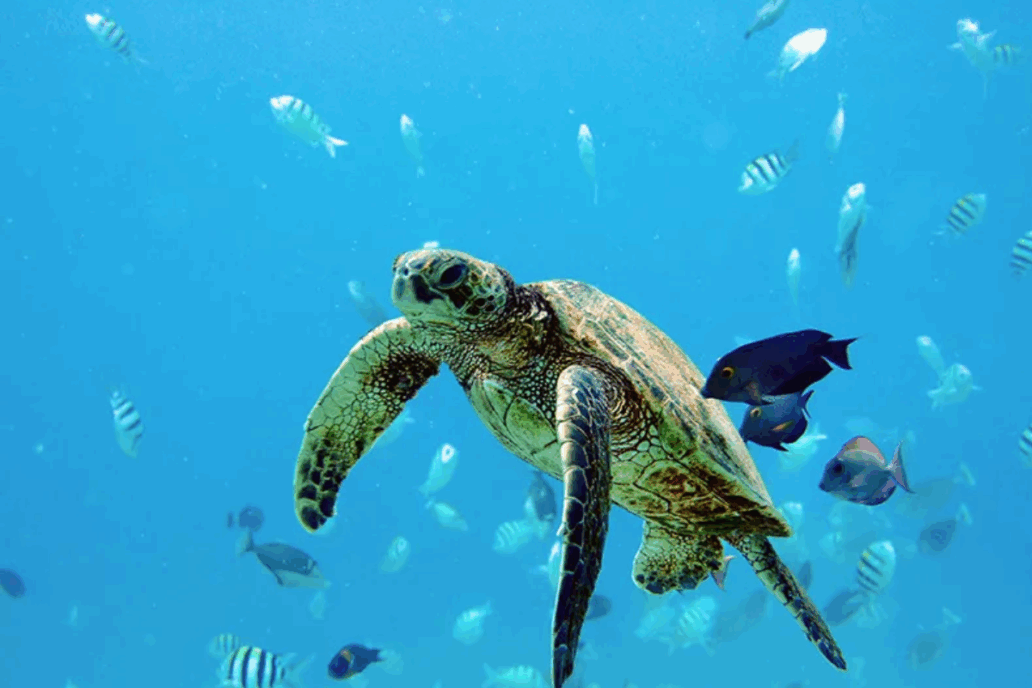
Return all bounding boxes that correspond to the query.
[739,390,812,450]
[819,437,912,506]
[701,330,856,404]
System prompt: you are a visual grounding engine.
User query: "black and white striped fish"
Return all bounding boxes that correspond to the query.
[208,633,242,659]
[84,14,144,63]
[738,141,800,195]
[993,44,1023,67]
[856,540,896,597]
[109,389,143,458]
[269,95,348,158]
[940,193,987,237]
[219,646,310,688]
[1011,230,1032,277]
[1019,422,1032,468]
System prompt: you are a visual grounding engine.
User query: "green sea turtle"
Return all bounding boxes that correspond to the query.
[293,248,846,687]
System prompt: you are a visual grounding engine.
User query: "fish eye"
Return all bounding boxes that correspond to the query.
[438,263,468,289]
[748,407,762,419]
[831,461,844,475]
[720,366,735,379]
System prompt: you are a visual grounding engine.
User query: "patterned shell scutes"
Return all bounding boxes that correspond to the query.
[531,279,788,536]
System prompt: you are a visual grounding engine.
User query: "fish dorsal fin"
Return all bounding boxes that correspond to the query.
[842,435,880,456]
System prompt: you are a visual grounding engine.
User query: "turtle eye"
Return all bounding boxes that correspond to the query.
[438,263,467,289]
[748,407,762,419]
[720,366,735,379]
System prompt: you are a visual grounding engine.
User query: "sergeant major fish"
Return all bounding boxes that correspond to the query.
[1011,229,1032,277]
[819,436,912,506]
[738,141,799,194]
[110,389,143,458]
[453,602,492,645]
[84,14,145,63]
[219,646,311,688]
[269,96,348,158]
[938,193,987,238]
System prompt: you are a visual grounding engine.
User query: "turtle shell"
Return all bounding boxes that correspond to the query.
[532,279,789,538]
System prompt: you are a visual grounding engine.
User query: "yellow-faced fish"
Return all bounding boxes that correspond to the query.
[1021,422,1032,467]
[915,335,946,379]
[825,92,846,158]
[84,14,145,63]
[1011,230,1032,277]
[269,96,347,158]
[418,442,459,496]
[209,633,243,659]
[786,248,801,307]
[939,193,987,237]
[738,141,799,194]
[380,535,411,573]
[400,114,425,177]
[770,28,827,81]
[109,389,143,458]
[219,646,310,688]
[577,124,598,205]
[744,0,790,40]
[453,602,492,645]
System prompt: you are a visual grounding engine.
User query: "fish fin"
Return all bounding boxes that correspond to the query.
[324,136,347,158]
[821,337,856,369]
[799,389,814,417]
[772,442,788,451]
[234,530,254,556]
[783,139,801,166]
[710,555,735,590]
[888,442,912,492]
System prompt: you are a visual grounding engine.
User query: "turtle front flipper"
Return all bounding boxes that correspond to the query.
[294,319,440,533]
[726,531,847,671]
[552,365,612,688]
[632,523,727,594]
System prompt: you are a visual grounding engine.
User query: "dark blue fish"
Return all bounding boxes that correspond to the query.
[818,436,912,506]
[0,569,25,598]
[585,594,612,621]
[918,519,958,555]
[796,560,814,591]
[328,644,382,680]
[739,390,812,450]
[227,505,264,532]
[822,588,866,626]
[701,330,856,404]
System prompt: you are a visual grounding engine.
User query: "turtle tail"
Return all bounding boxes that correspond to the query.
[725,532,846,671]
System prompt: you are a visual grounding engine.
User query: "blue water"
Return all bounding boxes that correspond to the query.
[3,1,1030,687]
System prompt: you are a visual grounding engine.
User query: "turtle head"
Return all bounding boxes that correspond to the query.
[392,248,510,329]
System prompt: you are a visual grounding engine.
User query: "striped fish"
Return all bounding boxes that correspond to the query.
[109,390,143,458]
[940,193,987,237]
[1011,230,1032,277]
[738,141,800,194]
[208,633,242,659]
[1020,423,1032,468]
[84,14,143,63]
[856,540,896,597]
[269,95,348,158]
[993,44,1023,67]
[219,646,309,688]
[491,519,535,555]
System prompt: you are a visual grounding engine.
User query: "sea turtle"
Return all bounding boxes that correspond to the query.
[293,248,846,687]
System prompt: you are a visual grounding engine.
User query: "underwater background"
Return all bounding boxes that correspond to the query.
[2,1,1031,687]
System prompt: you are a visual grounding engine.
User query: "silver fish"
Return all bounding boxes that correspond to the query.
[744,0,790,40]
[818,436,912,506]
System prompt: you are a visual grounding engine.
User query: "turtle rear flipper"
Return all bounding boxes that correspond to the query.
[726,532,847,671]
[632,523,726,594]
[552,366,612,688]
[294,319,440,532]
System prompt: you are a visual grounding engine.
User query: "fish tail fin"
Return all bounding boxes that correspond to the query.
[324,136,347,158]
[710,554,735,590]
[888,441,913,493]
[235,529,254,557]
[800,389,815,416]
[822,337,856,370]
[784,138,801,165]
[283,653,313,688]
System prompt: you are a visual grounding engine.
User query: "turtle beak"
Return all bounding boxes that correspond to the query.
[392,258,445,317]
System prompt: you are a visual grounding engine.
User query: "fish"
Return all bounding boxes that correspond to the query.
[737,141,799,194]
[777,422,827,473]
[915,336,946,379]
[993,43,1023,67]
[826,92,846,158]
[109,389,144,458]
[837,219,860,289]
[819,436,912,506]
[227,505,265,532]
[949,18,998,95]
[822,588,866,627]
[927,363,979,409]
[219,646,310,688]
[938,193,987,237]
[308,590,326,620]
[918,504,972,555]
[370,407,414,450]
[770,28,828,81]
[269,95,347,158]
[577,124,598,205]
[855,540,896,597]
[835,183,867,289]
[380,535,411,573]
[906,608,962,670]
[0,569,25,598]
[1010,230,1032,277]
[663,596,717,655]
[236,530,330,589]
[796,561,814,590]
[427,500,468,531]
[493,519,536,555]
[894,463,976,519]
[701,329,856,404]
[786,248,801,307]
[209,633,243,659]
[1021,422,1032,467]
[711,589,769,645]
[524,471,558,538]
[585,594,613,621]
[483,664,547,688]
[400,114,425,177]
[739,390,812,451]
[84,14,145,63]
[327,644,383,680]
[744,0,790,39]
[418,442,459,497]
[347,280,389,328]
[453,602,492,645]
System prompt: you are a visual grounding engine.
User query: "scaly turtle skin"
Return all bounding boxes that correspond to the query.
[293,248,846,687]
